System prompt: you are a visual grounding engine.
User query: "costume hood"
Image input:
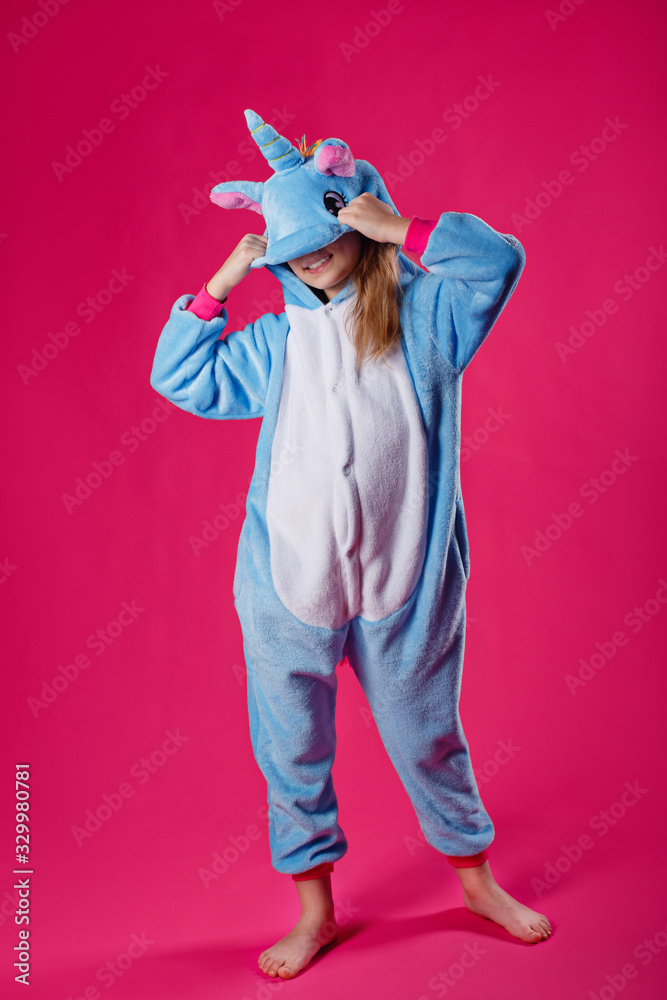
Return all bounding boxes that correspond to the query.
[209,108,421,309]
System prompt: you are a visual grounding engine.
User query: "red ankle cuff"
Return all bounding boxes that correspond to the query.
[446,849,489,868]
[291,861,334,881]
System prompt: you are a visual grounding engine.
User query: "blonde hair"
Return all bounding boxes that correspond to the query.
[344,236,404,370]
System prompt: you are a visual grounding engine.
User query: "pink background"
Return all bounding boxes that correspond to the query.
[2,0,666,996]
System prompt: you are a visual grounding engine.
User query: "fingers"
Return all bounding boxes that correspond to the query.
[243,237,268,252]
[228,234,268,270]
[235,234,268,252]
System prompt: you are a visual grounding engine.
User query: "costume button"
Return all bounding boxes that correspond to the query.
[332,385,338,393]
[342,464,351,476]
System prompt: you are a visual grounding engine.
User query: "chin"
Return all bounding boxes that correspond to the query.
[308,276,339,291]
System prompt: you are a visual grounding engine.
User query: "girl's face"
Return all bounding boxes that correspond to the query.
[287,231,363,301]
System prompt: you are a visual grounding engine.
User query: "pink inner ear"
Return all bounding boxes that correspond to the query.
[315,145,355,177]
[210,191,264,215]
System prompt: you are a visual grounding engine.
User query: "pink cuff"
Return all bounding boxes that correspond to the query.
[291,861,334,881]
[446,848,489,868]
[402,216,439,256]
[187,283,228,321]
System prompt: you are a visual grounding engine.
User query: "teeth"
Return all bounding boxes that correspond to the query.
[306,254,331,270]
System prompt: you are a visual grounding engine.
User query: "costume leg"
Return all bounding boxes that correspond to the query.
[237,591,350,875]
[345,554,494,858]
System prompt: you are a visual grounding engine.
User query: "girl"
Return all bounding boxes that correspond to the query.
[150,109,552,981]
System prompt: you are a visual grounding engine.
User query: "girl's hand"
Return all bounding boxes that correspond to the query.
[205,233,269,301]
[337,192,410,245]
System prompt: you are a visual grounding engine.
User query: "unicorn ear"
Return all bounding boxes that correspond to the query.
[210,179,265,215]
[313,138,355,177]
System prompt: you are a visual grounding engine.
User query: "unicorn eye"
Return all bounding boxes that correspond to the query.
[323,191,347,217]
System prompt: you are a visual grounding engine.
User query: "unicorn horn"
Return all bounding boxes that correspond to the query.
[244,109,304,172]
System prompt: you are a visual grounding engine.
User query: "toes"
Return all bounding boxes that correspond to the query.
[278,963,297,979]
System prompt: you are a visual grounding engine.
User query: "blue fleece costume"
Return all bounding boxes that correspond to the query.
[150,109,526,875]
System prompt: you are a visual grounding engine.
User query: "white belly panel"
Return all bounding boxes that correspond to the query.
[266,294,428,630]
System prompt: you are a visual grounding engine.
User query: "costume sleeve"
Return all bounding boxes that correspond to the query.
[149,294,280,419]
[402,217,439,255]
[187,283,228,320]
[416,212,525,372]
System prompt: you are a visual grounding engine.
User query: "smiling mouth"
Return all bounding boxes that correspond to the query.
[304,253,333,273]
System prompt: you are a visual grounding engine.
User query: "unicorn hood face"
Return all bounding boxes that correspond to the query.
[209,109,421,309]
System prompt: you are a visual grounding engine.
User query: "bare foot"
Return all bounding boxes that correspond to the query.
[454,861,552,943]
[258,914,338,979]
[258,872,337,979]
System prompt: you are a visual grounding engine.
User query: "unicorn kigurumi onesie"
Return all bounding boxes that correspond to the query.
[150,109,526,878]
